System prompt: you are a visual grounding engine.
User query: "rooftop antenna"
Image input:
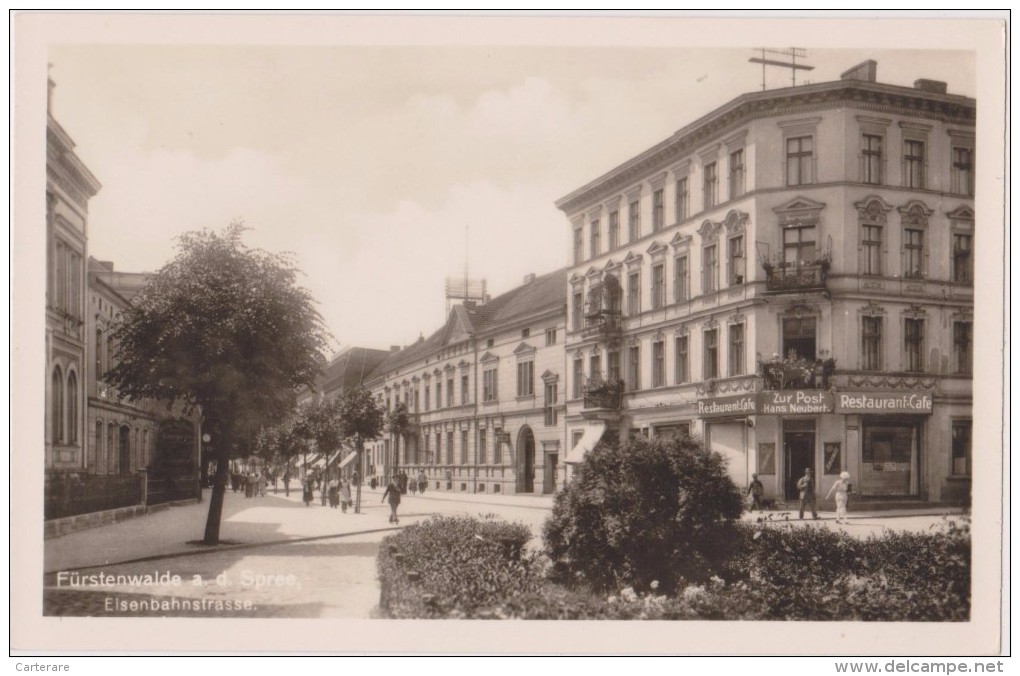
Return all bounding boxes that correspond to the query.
[445,221,487,316]
[749,48,815,91]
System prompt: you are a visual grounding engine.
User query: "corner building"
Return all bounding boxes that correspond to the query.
[556,60,974,507]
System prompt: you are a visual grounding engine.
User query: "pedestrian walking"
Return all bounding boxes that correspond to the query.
[826,471,853,524]
[283,470,291,497]
[258,473,267,497]
[796,467,818,520]
[320,473,329,506]
[230,471,239,493]
[340,476,352,513]
[417,470,427,495]
[244,472,254,498]
[747,473,765,512]
[399,470,409,494]
[303,476,315,506]
[381,475,402,524]
[328,476,340,509]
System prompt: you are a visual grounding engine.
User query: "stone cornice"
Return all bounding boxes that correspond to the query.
[555,81,975,215]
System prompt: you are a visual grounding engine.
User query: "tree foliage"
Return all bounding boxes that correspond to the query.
[105,222,331,542]
[336,386,384,448]
[386,401,411,438]
[543,434,744,594]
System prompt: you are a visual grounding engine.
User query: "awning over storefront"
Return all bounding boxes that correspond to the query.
[326,450,342,467]
[339,451,358,468]
[565,422,607,465]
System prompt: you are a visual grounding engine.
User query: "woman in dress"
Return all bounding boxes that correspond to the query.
[826,471,852,524]
[340,475,353,513]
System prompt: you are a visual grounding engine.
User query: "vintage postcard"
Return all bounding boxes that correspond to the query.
[11,12,1008,657]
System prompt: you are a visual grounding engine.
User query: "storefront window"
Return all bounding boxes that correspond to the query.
[862,421,919,496]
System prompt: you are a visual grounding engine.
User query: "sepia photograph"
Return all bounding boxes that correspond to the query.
[11,11,1008,658]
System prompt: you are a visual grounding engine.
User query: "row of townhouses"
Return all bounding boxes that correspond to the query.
[45,80,201,527]
[341,60,973,507]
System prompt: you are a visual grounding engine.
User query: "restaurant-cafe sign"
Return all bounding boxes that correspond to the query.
[698,392,835,418]
[834,391,933,415]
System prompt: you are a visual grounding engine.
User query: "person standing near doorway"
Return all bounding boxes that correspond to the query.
[796,467,818,520]
[747,473,765,512]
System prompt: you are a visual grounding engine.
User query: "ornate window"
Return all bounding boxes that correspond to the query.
[590,218,601,259]
[729,149,745,199]
[786,136,814,186]
[899,202,932,279]
[728,323,745,376]
[652,339,665,388]
[675,333,689,384]
[904,317,925,372]
[651,263,665,309]
[51,366,64,443]
[862,134,883,184]
[67,371,78,444]
[608,209,620,249]
[628,198,641,242]
[675,177,689,222]
[953,321,972,375]
[703,328,719,379]
[862,315,882,371]
[627,344,641,391]
[703,162,718,209]
[573,226,583,265]
[652,188,665,231]
[951,420,972,476]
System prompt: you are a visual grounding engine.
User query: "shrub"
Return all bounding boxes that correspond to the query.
[543,434,744,594]
[377,515,540,618]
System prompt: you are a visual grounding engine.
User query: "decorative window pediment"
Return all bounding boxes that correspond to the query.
[421,371,431,381]
[697,219,722,243]
[674,324,690,337]
[703,317,718,330]
[625,184,643,202]
[480,351,498,364]
[433,368,442,377]
[859,301,886,317]
[585,266,602,281]
[671,159,692,177]
[728,311,746,325]
[774,196,826,227]
[587,205,603,221]
[604,195,622,210]
[514,342,536,357]
[649,171,668,191]
[903,304,928,320]
[603,257,621,273]
[951,306,974,321]
[946,204,975,221]
[698,143,721,164]
[723,209,749,236]
[569,273,585,287]
[855,195,894,224]
[723,129,749,151]
[570,214,585,228]
[670,232,693,251]
[540,370,559,384]
[458,359,471,370]
[646,240,669,260]
[411,375,420,383]
[652,329,665,342]
[623,251,643,268]
[627,335,642,347]
[898,200,934,228]
[783,303,818,318]
[443,362,455,372]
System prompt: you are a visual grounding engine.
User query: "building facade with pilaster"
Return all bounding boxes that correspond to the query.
[556,60,974,507]
[365,269,568,495]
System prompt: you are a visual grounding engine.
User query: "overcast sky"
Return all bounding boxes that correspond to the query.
[49,42,975,354]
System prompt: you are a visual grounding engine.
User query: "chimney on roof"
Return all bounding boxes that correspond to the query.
[523,273,536,285]
[914,78,948,94]
[840,60,877,83]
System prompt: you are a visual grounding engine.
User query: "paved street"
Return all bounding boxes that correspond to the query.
[43,485,966,618]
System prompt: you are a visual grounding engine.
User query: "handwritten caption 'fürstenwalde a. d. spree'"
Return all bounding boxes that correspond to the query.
[55,570,301,613]
[56,569,301,589]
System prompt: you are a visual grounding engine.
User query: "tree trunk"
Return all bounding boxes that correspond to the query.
[202,447,230,544]
[355,436,363,514]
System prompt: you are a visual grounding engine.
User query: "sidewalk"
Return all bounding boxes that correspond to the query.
[44,487,401,573]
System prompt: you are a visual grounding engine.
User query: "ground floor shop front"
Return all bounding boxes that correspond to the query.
[569,388,971,507]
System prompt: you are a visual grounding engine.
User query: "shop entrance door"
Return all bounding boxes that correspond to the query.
[784,427,815,500]
[543,453,557,494]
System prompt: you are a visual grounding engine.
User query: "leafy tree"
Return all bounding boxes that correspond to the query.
[543,433,744,594]
[385,401,412,473]
[335,385,384,513]
[106,223,330,544]
[294,396,346,481]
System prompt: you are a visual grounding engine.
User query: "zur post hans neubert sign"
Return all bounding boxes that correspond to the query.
[834,391,934,414]
[758,390,833,414]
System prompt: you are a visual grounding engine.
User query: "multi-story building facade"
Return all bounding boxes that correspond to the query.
[556,60,974,506]
[46,81,101,472]
[365,269,568,495]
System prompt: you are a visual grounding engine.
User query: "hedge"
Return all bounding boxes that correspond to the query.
[377,515,970,621]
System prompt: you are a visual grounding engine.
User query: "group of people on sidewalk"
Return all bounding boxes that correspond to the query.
[380,470,429,524]
[746,467,853,523]
[230,470,269,498]
[302,471,357,511]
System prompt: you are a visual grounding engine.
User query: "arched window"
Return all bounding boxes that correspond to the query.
[107,423,117,474]
[51,366,64,443]
[67,371,78,444]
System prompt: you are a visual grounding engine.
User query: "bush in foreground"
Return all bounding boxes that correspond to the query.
[543,434,744,593]
[377,515,540,618]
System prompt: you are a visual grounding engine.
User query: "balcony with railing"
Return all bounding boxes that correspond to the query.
[758,356,836,391]
[582,374,624,410]
[582,278,623,340]
[762,257,830,293]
